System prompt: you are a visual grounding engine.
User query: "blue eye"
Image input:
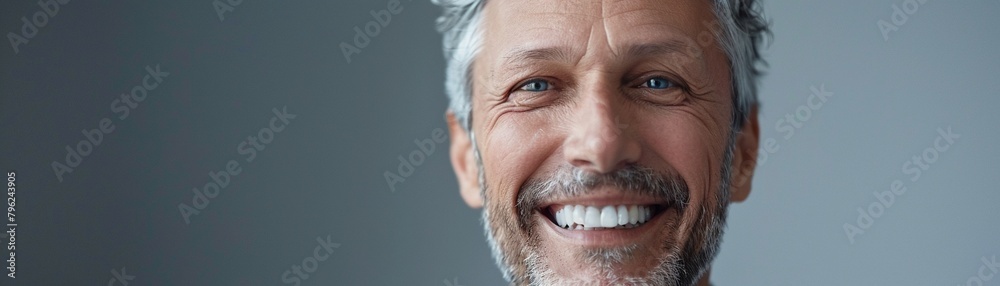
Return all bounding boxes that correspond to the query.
[519,79,550,92]
[641,77,674,89]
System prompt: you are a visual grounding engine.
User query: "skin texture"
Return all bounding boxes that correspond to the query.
[446,0,760,284]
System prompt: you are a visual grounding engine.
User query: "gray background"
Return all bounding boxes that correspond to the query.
[0,0,997,285]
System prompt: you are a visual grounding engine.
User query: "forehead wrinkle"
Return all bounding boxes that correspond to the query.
[524,10,597,20]
[600,0,617,57]
[623,40,690,59]
[484,0,714,92]
[500,46,575,71]
[587,2,694,66]
[622,39,707,76]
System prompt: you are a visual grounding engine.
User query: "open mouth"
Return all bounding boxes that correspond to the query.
[543,204,665,230]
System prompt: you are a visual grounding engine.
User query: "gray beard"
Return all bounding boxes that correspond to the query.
[474,128,737,286]
[489,205,727,286]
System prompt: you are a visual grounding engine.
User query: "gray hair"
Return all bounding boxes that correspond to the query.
[432,0,770,130]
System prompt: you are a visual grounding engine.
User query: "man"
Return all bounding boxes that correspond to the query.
[432,0,769,284]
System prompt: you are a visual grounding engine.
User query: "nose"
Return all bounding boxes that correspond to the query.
[563,85,641,174]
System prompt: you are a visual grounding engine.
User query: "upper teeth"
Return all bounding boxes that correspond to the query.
[553,205,653,230]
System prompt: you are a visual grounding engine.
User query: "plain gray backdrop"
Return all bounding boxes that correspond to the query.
[1,0,997,285]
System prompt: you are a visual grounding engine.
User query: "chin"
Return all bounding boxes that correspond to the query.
[526,221,688,286]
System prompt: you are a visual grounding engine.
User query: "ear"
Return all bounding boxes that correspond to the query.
[729,106,759,203]
[447,112,483,208]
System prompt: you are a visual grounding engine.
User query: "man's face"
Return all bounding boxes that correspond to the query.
[447,0,759,284]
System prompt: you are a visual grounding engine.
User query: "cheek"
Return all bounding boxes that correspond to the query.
[644,120,719,192]
[642,112,726,183]
[479,112,565,201]
[639,112,728,235]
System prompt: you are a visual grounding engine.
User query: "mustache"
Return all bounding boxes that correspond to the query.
[517,164,690,228]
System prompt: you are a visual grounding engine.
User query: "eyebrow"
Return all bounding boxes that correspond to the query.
[499,47,575,70]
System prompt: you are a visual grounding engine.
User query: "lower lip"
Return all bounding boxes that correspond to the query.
[537,207,669,247]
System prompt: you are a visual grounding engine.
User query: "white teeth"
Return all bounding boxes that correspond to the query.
[585,206,601,227]
[628,205,639,224]
[562,208,570,227]
[600,206,617,227]
[554,208,562,226]
[553,204,655,230]
[573,205,585,225]
[556,208,568,227]
[561,208,571,227]
[617,205,629,225]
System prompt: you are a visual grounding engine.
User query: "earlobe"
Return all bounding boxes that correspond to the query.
[730,107,759,203]
[447,112,484,208]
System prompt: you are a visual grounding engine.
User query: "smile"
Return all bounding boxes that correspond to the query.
[536,199,677,247]
[548,204,659,230]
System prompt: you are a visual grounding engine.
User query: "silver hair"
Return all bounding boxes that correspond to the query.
[432,0,770,130]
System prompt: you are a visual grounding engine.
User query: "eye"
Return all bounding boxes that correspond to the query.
[639,77,674,90]
[518,79,551,92]
[630,74,687,106]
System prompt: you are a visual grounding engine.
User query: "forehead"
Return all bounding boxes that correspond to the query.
[479,0,718,65]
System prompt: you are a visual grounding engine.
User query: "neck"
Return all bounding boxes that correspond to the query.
[694,268,711,286]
